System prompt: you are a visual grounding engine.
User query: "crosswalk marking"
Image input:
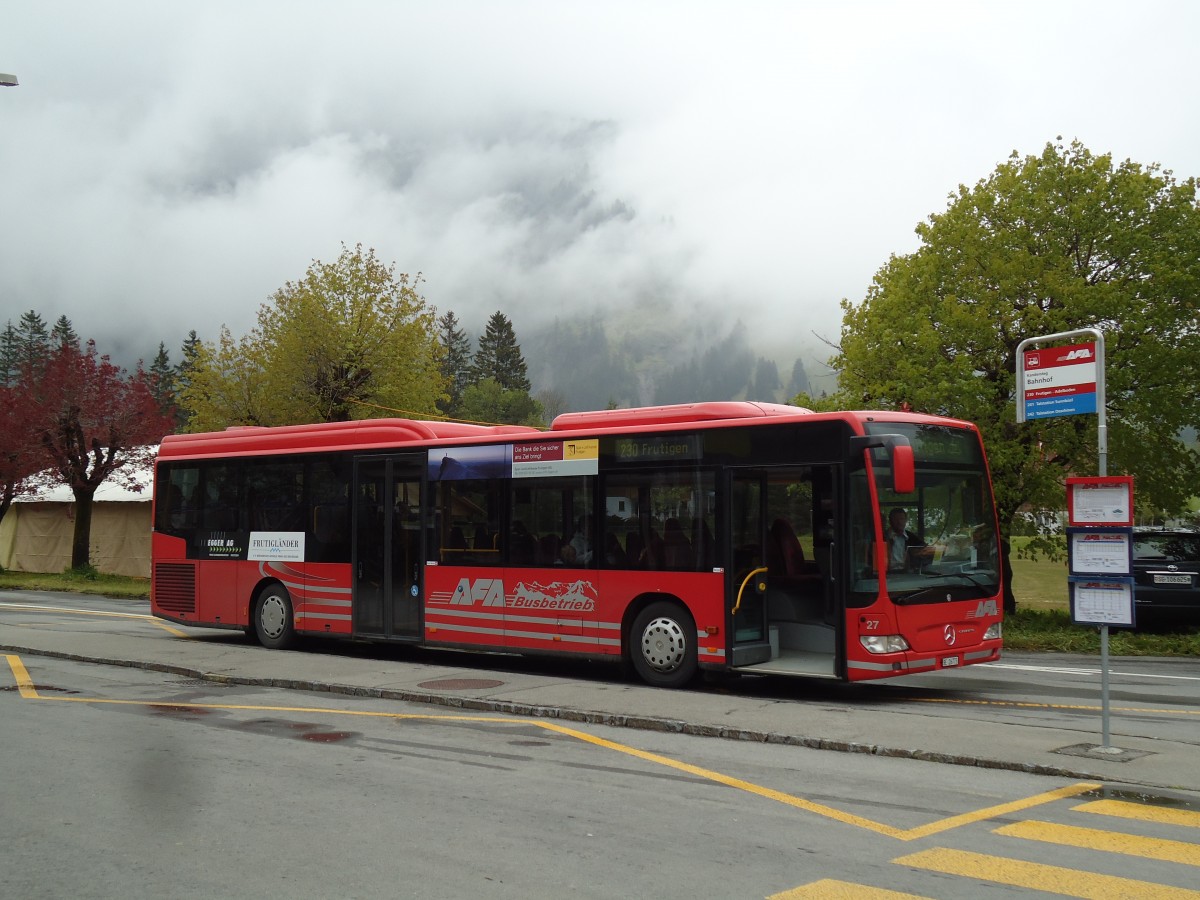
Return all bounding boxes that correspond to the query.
[893,847,1200,899]
[997,819,1200,866]
[1074,799,1200,830]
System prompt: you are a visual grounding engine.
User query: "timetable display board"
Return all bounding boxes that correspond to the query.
[1067,528,1131,577]
[1066,476,1134,527]
[1064,476,1135,628]
[1069,578,1135,628]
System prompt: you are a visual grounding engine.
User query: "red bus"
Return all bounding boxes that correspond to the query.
[151,402,1003,687]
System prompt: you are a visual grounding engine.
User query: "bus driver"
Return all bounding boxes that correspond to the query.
[887,507,933,573]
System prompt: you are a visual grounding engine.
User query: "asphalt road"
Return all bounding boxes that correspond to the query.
[2,591,1199,795]
[5,653,1200,899]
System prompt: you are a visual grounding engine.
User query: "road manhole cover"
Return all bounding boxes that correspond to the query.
[1054,743,1152,762]
[417,678,505,690]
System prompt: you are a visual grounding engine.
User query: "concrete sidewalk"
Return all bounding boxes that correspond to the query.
[2,593,1196,795]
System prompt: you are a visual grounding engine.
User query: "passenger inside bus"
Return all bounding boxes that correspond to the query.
[510,520,535,564]
[662,518,693,568]
[560,516,592,565]
[603,532,626,566]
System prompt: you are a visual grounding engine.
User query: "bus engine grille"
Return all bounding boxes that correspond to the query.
[154,563,197,613]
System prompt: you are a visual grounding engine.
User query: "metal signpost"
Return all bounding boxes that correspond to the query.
[1016,328,1128,751]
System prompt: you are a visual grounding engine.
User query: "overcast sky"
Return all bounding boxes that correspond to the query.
[2,1,1198,378]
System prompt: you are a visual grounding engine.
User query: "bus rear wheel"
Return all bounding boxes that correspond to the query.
[630,601,697,688]
[254,583,296,650]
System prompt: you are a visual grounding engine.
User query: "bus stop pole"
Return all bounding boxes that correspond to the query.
[1094,333,1112,749]
[1016,328,1113,749]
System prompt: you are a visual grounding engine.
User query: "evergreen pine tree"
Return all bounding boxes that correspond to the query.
[0,322,19,387]
[173,330,202,425]
[471,311,531,392]
[175,331,201,386]
[14,310,49,375]
[750,357,781,402]
[149,342,176,415]
[437,310,473,416]
[787,357,811,399]
[50,315,79,350]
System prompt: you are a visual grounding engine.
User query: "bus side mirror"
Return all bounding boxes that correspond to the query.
[848,433,916,494]
[892,444,915,494]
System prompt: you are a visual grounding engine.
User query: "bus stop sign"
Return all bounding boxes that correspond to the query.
[1020,342,1097,420]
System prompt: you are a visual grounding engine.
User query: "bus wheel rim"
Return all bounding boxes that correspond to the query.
[641,617,686,672]
[260,595,286,638]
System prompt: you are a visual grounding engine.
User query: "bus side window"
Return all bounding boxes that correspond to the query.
[438,481,502,566]
[156,466,200,534]
[313,505,349,544]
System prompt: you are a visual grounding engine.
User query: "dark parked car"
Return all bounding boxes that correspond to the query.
[1131,529,1200,627]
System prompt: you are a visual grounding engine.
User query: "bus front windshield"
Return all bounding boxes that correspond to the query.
[850,423,1000,605]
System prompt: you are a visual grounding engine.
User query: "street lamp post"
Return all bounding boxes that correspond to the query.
[0,73,18,87]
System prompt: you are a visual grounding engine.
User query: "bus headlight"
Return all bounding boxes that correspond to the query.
[984,622,1002,641]
[860,634,910,654]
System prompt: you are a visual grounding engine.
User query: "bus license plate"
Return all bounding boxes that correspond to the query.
[942,655,959,667]
[1154,574,1191,584]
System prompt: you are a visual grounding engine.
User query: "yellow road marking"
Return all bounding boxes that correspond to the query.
[537,719,911,838]
[0,601,193,638]
[537,719,1099,840]
[1075,799,1200,829]
[0,602,154,621]
[5,654,38,698]
[894,847,1200,898]
[997,820,1200,866]
[2,653,1103,842]
[150,620,194,638]
[894,783,1101,841]
[769,879,930,898]
[909,695,1200,716]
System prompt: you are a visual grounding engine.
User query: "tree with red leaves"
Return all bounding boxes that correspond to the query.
[0,383,44,526]
[24,340,177,571]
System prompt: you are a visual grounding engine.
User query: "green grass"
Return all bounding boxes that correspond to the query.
[1004,607,1200,656]
[2,558,1196,656]
[1006,536,1200,655]
[0,570,149,600]
[1009,536,1071,611]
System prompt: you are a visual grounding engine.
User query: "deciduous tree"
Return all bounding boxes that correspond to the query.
[0,383,41,526]
[25,340,176,570]
[180,244,446,428]
[457,377,544,427]
[177,327,270,431]
[828,139,1200,609]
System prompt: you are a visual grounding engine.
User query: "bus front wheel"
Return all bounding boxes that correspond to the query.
[254,583,296,650]
[629,601,697,688]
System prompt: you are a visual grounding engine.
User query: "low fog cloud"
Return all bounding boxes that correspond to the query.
[3,2,1198,394]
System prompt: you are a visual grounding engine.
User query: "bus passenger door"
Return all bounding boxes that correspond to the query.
[353,454,425,640]
[729,466,842,678]
[729,472,769,665]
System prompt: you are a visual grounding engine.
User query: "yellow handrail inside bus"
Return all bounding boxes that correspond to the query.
[731,567,768,616]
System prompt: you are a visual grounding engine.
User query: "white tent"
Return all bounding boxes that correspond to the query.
[0,455,154,578]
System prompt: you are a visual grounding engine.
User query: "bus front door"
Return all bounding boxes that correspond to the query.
[729,466,842,678]
[353,455,425,640]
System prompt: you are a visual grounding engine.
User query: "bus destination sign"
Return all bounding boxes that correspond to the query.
[614,435,701,463]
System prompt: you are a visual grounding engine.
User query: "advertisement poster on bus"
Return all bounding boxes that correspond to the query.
[513,439,598,478]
